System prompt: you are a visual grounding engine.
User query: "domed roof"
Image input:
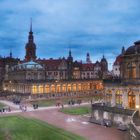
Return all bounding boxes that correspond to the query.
[101,55,107,62]
[22,60,43,69]
[12,60,43,70]
[125,40,140,55]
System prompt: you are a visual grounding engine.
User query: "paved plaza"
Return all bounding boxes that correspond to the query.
[22,109,129,140]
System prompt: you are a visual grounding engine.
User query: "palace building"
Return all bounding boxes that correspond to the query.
[2,21,106,98]
[105,41,140,112]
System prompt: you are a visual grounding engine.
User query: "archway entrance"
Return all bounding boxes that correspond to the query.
[128,91,135,109]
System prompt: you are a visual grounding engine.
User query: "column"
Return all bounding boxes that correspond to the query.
[60,84,62,93]
[111,91,116,107]
[122,92,128,109]
[135,93,140,110]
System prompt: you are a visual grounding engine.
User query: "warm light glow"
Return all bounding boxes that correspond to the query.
[45,85,50,93]
[62,84,66,92]
[4,87,7,91]
[39,85,44,93]
[136,105,139,109]
[32,85,37,94]
[73,84,77,91]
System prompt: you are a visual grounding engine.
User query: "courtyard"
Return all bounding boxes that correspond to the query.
[0,100,129,140]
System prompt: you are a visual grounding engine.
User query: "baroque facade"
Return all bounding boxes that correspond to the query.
[105,41,140,112]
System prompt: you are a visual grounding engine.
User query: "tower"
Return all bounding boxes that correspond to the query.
[101,55,108,72]
[25,19,37,61]
[9,49,12,58]
[86,52,92,63]
[67,49,73,80]
[121,46,125,55]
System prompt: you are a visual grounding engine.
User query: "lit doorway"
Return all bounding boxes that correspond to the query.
[128,91,135,109]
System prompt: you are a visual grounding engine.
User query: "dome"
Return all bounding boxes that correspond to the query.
[13,60,43,70]
[101,55,107,62]
[125,40,140,55]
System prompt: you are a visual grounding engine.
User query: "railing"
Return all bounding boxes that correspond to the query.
[129,110,140,140]
[92,103,134,116]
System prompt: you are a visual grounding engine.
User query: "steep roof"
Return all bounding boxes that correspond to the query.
[82,63,95,71]
[114,54,123,65]
[39,58,66,70]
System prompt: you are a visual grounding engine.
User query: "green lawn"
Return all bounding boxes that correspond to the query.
[0,103,6,108]
[31,100,56,107]
[30,97,95,107]
[0,116,85,140]
[60,106,91,115]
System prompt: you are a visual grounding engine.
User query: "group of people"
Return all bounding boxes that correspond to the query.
[68,99,82,105]
[19,104,27,112]
[33,104,39,109]
[0,106,11,113]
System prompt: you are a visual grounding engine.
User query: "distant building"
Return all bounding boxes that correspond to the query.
[2,21,105,98]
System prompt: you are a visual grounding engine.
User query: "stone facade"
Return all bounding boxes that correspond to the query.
[3,80,103,97]
[105,40,140,112]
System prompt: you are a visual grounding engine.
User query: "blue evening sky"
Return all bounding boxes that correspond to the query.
[0,0,140,70]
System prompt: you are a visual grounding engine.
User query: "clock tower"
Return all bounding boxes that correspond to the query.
[25,19,37,61]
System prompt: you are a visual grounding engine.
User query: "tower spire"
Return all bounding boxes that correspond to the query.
[30,18,32,33]
[10,49,12,58]
[86,52,92,63]
[25,18,37,61]
[67,44,73,61]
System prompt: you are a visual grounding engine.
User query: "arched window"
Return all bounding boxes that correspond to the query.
[56,84,61,93]
[44,85,50,93]
[67,84,72,92]
[127,62,136,79]
[128,91,136,109]
[51,85,55,93]
[62,84,66,92]
[72,84,77,91]
[115,90,122,106]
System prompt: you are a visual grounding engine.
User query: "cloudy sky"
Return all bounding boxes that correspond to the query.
[0,0,140,69]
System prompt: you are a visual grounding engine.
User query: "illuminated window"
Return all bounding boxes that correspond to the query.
[62,84,66,92]
[72,84,77,91]
[78,84,82,91]
[56,84,61,93]
[32,85,37,94]
[39,85,44,93]
[51,85,55,93]
[87,83,90,90]
[45,85,50,93]
[115,90,122,105]
[128,91,136,109]
[67,84,72,92]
